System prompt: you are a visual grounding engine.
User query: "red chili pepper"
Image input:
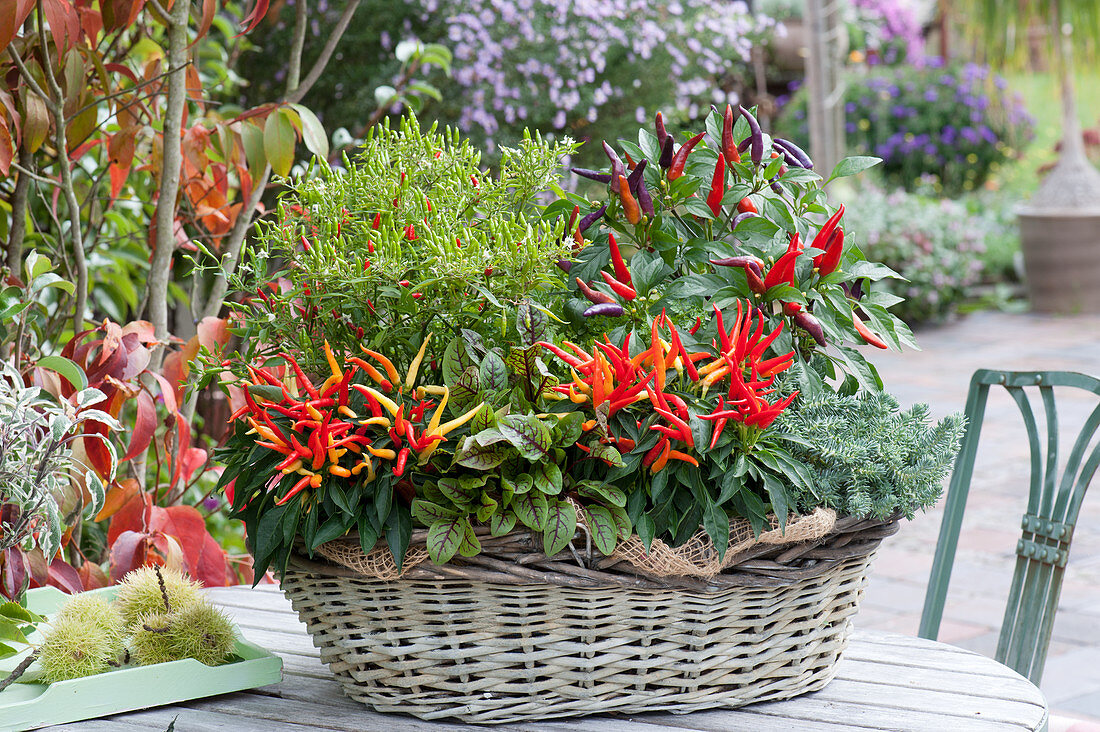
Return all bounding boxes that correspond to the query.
[737,197,757,214]
[276,474,313,506]
[608,234,632,285]
[655,111,669,148]
[537,341,587,370]
[653,406,694,448]
[787,231,803,255]
[783,301,803,316]
[721,104,741,165]
[667,323,700,382]
[689,316,701,335]
[764,249,800,290]
[576,277,616,305]
[816,227,845,276]
[853,314,889,349]
[404,224,417,241]
[624,152,637,170]
[299,235,311,253]
[281,353,320,399]
[618,176,641,224]
[393,447,410,477]
[667,131,705,181]
[600,270,637,301]
[372,212,381,229]
[811,205,845,255]
[642,438,668,467]
[707,155,725,217]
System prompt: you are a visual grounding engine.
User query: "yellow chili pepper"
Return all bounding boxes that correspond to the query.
[405,332,433,391]
[361,346,400,384]
[324,340,342,379]
[329,465,352,478]
[367,446,397,460]
[363,386,400,416]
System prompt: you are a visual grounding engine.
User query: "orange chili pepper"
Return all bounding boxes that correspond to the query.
[618,176,641,224]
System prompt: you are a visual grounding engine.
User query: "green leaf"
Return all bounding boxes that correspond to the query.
[0,642,17,660]
[289,103,329,160]
[34,355,87,391]
[576,480,627,507]
[516,299,548,346]
[253,503,288,569]
[827,156,882,182]
[498,414,552,461]
[503,472,534,496]
[442,337,477,387]
[490,510,517,536]
[476,493,498,522]
[457,520,482,557]
[606,503,633,540]
[385,505,412,571]
[530,461,563,496]
[553,412,585,445]
[0,602,36,623]
[0,618,29,645]
[584,505,618,556]
[411,499,460,525]
[513,491,548,531]
[263,107,297,177]
[437,476,478,507]
[450,367,483,413]
[762,472,790,530]
[426,517,470,564]
[543,500,577,556]
[702,501,730,560]
[454,438,510,470]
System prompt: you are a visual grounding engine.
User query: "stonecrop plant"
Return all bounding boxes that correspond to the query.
[207,104,964,575]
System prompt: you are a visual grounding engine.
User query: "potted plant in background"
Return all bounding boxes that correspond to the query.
[962,0,1100,312]
[202,108,964,724]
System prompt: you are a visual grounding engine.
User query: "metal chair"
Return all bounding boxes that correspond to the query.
[919,369,1100,685]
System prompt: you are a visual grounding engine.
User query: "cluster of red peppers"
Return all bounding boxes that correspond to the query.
[229,338,484,507]
[539,301,798,473]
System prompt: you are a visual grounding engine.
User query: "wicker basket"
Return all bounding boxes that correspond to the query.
[279,515,899,724]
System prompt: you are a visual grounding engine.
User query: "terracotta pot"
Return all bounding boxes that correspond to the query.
[1018,208,1100,313]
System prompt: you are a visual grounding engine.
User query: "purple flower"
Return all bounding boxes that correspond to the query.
[202,497,221,511]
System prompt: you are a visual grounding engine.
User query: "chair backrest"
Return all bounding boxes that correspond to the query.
[919,369,1100,685]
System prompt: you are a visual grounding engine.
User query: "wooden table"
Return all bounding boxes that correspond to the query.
[48,585,1048,732]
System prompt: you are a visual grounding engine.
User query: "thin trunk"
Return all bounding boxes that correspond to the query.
[1054,2,1085,163]
[146,0,190,354]
[5,148,33,274]
[35,6,86,334]
[287,0,308,93]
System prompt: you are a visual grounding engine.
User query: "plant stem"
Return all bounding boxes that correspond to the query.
[285,0,361,105]
[146,0,191,355]
[0,651,38,692]
[286,0,308,93]
[5,148,33,274]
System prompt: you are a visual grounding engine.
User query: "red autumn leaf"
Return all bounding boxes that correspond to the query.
[108,529,154,583]
[78,560,109,590]
[196,316,230,352]
[95,477,142,522]
[0,548,28,600]
[150,504,229,587]
[178,446,208,488]
[237,0,270,36]
[121,388,157,461]
[0,116,13,177]
[41,0,82,60]
[107,490,153,546]
[0,0,36,53]
[82,419,113,479]
[23,548,48,586]
[45,557,83,594]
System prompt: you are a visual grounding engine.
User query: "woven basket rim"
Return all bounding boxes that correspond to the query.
[293,513,901,592]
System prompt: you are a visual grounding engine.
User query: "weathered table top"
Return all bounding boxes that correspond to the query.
[47,584,1048,731]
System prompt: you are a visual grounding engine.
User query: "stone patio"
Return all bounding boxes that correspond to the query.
[861,309,1100,724]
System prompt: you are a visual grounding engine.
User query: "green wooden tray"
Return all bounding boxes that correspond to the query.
[0,585,283,731]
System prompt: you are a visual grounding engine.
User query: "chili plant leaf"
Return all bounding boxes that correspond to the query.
[702,500,730,560]
[583,505,618,556]
[543,500,577,556]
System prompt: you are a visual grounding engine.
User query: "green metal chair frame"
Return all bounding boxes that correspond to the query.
[919,369,1100,685]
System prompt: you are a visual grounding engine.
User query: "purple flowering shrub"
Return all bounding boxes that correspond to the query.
[847,0,925,65]
[779,61,1035,194]
[845,186,987,324]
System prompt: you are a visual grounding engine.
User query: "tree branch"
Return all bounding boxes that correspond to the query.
[34,3,87,334]
[145,0,191,355]
[5,148,34,274]
[285,0,361,104]
[286,0,308,93]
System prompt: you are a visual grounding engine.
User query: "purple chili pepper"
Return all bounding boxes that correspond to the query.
[655,112,669,149]
[710,255,764,269]
[737,136,751,153]
[627,158,647,194]
[771,142,802,169]
[637,177,654,217]
[793,311,826,346]
[770,181,784,194]
[572,167,612,184]
[583,302,624,318]
[774,138,814,169]
[730,211,757,228]
[556,259,573,273]
[578,203,607,233]
[658,136,674,169]
[739,105,763,166]
[602,141,626,193]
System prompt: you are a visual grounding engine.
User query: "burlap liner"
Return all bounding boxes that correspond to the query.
[315,506,837,581]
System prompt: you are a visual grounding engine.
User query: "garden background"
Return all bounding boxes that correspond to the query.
[1,0,1096,693]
